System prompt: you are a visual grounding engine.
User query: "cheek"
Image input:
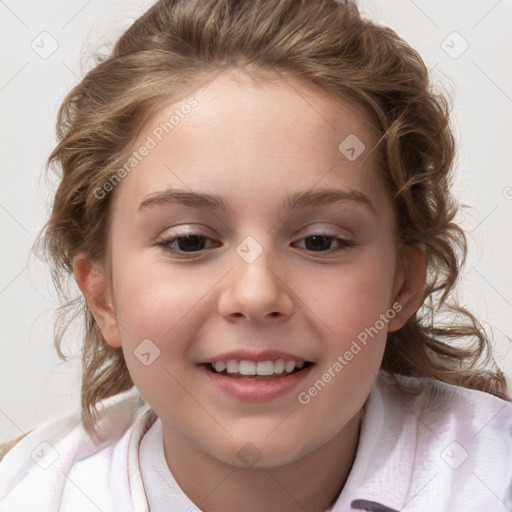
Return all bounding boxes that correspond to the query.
[114,277,179,338]
[293,259,394,439]
[110,258,229,377]
[110,243,209,334]
[111,266,203,411]
[296,251,397,345]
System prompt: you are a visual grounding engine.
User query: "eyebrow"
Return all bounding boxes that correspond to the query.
[137,188,376,215]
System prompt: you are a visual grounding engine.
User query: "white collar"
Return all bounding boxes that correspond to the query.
[130,372,512,512]
[1,372,510,512]
[333,372,512,511]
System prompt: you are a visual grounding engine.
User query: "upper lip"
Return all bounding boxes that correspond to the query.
[200,350,311,364]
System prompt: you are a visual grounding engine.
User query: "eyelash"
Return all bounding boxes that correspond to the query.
[155,233,354,257]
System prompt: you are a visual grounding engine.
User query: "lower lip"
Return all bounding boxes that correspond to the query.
[200,364,314,402]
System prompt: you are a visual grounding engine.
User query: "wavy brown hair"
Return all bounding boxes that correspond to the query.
[40,0,509,440]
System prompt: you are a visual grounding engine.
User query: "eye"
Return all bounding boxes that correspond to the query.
[156,234,218,255]
[294,234,353,253]
[155,233,354,257]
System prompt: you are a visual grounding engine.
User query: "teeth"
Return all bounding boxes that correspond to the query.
[214,361,226,373]
[274,359,285,373]
[210,359,307,376]
[284,360,296,373]
[226,360,238,373]
[239,360,256,375]
[256,361,274,376]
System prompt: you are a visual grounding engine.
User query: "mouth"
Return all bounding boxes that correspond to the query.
[200,353,315,401]
[204,359,314,380]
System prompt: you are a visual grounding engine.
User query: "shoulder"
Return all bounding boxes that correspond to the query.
[376,370,512,425]
[347,372,512,510]
[0,430,34,461]
[0,388,152,511]
[380,371,511,507]
[374,370,512,446]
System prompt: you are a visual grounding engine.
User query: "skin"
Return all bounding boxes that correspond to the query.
[74,69,426,512]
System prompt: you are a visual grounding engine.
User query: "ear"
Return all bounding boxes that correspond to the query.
[387,244,427,332]
[72,252,122,348]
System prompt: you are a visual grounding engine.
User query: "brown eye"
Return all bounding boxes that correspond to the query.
[295,235,353,252]
[156,234,217,254]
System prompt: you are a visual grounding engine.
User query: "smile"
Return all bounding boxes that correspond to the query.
[207,359,312,378]
[200,351,315,401]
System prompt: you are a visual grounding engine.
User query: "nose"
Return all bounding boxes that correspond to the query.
[218,241,294,323]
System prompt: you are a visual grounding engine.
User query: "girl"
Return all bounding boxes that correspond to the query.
[1,0,511,511]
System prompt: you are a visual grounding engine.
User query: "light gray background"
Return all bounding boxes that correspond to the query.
[1,0,511,442]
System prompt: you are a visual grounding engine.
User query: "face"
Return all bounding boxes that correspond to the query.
[78,69,421,468]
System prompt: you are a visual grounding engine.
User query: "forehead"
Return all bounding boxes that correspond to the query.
[171,68,378,150]
[112,69,384,215]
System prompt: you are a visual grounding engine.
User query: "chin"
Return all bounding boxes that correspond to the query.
[205,434,314,469]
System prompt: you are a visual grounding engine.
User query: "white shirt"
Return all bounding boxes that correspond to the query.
[1,371,511,512]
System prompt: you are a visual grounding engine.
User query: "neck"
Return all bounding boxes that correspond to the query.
[161,410,362,512]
